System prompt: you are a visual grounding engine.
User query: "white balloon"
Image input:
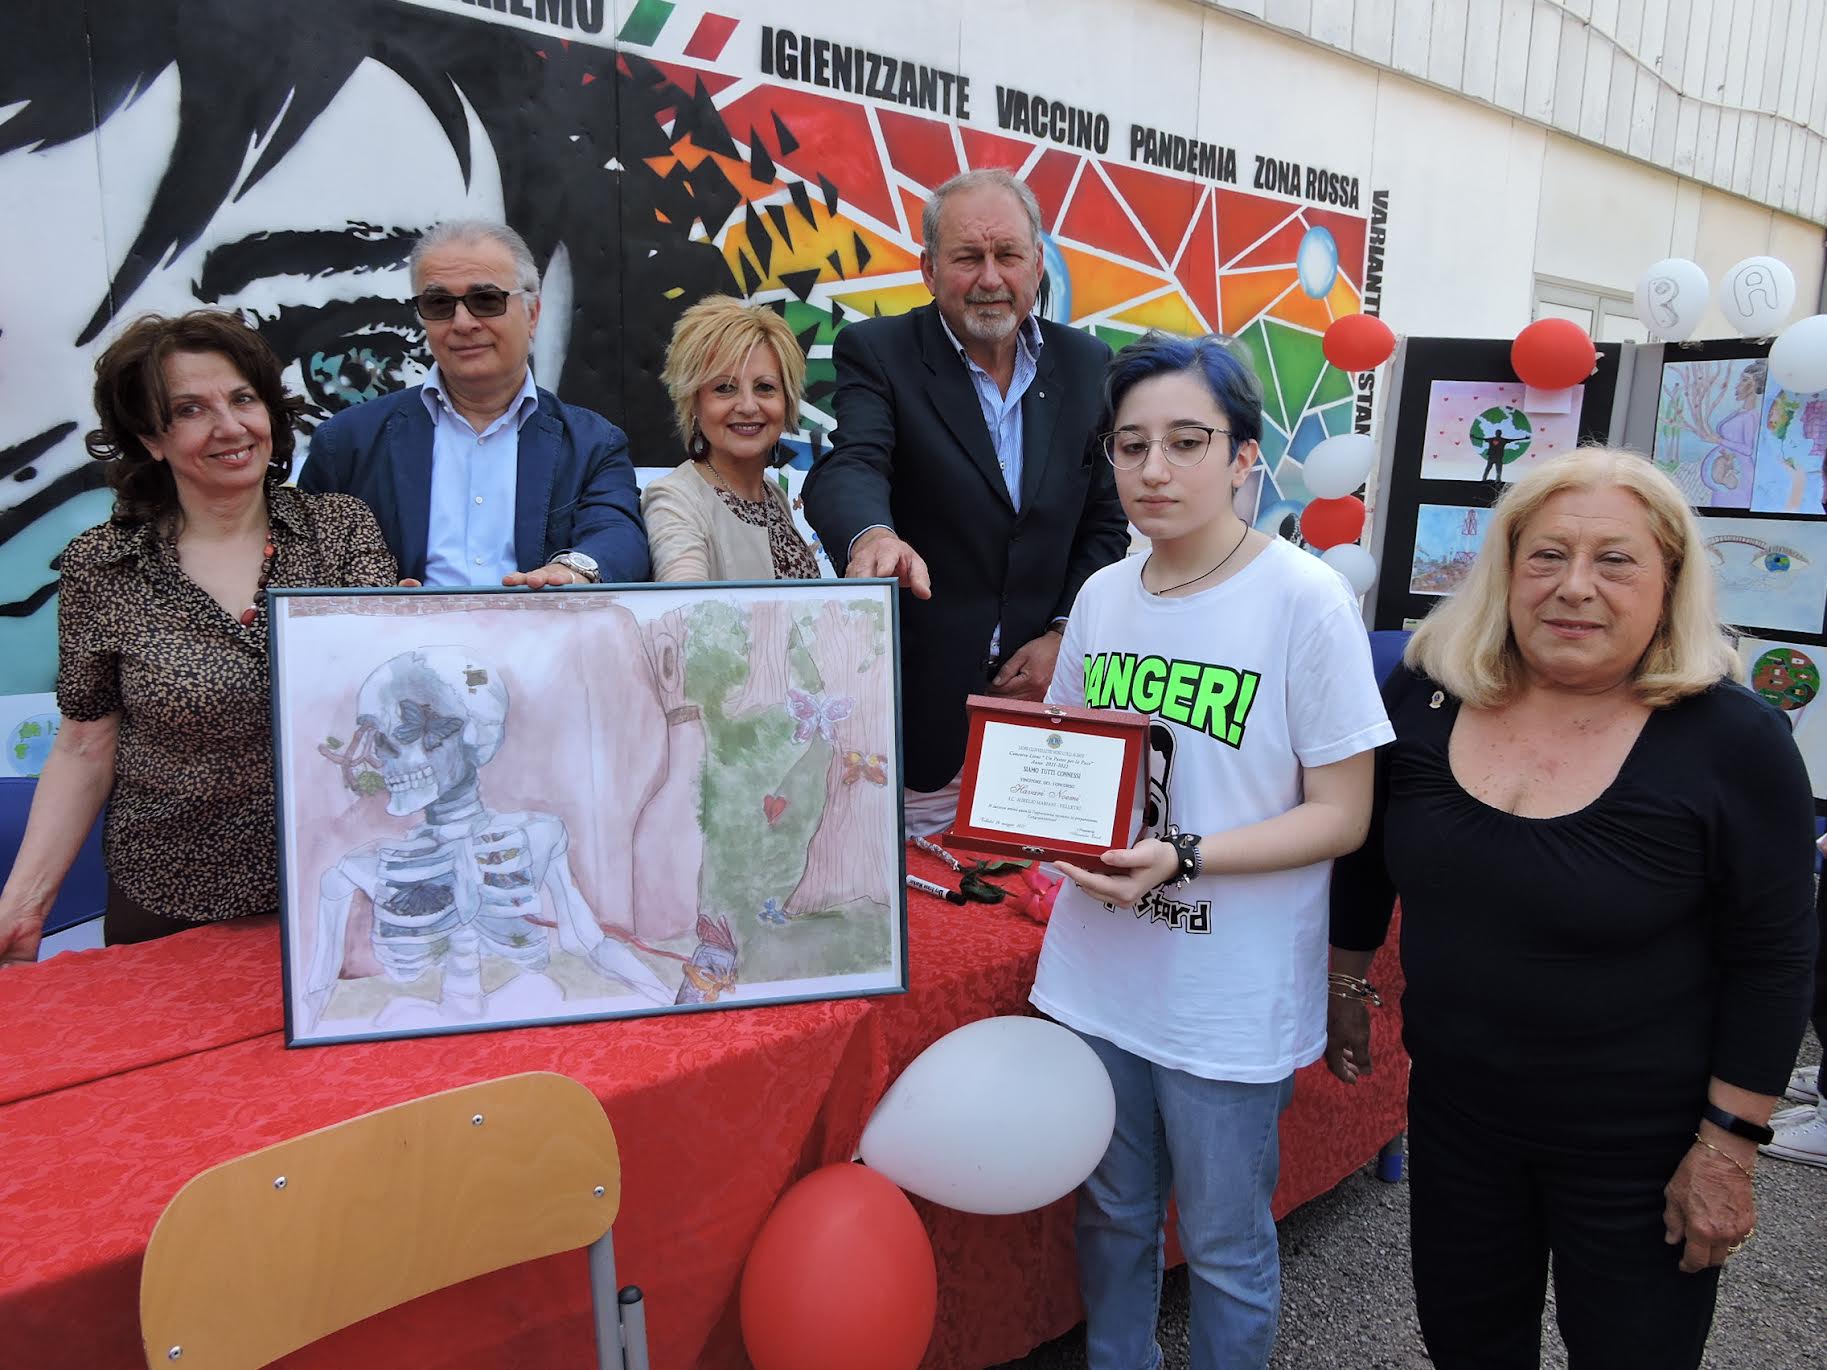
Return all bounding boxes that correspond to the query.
[1768,315,1827,395]
[1322,542,1378,596]
[1719,256,1797,338]
[1632,258,1709,343]
[859,1016,1115,1215]
[1301,433,1377,499]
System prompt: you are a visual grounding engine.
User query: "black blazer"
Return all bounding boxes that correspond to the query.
[803,305,1128,791]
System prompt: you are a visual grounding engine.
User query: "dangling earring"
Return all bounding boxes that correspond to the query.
[689,423,709,459]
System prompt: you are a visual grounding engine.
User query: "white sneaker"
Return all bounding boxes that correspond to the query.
[1771,1103,1813,1125]
[1761,1101,1827,1169]
[1783,1065,1821,1104]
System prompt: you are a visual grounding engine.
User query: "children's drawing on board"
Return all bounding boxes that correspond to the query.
[1408,504,1494,596]
[1656,358,1827,513]
[1703,516,1827,636]
[273,585,903,1045]
[1740,637,1827,801]
[1416,381,1583,483]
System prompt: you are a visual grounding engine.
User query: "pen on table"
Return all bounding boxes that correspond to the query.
[906,874,966,905]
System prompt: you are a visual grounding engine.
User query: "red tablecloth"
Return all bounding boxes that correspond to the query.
[0,853,1407,1370]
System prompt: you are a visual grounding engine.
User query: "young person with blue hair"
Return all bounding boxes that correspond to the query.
[1032,333,1392,1368]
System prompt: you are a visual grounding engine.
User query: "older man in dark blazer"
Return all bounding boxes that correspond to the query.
[301,218,648,588]
[803,169,1129,833]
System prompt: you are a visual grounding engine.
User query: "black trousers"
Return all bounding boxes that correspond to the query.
[1407,1072,1720,1370]
[103,887,194,946]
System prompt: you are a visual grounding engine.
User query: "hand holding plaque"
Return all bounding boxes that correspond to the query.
[943,696,1149,869]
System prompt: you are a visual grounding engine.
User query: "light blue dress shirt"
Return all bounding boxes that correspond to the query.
[937,313,1044,655]
[936,311,1044,512]
[419,364,540,587]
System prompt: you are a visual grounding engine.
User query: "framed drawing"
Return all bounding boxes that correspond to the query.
[270,581,905,1046]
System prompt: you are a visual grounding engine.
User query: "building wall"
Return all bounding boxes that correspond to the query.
[1222,0,1827,224]
[0,0,1820,715]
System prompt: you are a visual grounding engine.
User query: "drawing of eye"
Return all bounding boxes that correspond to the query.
[1705,533,1810,574]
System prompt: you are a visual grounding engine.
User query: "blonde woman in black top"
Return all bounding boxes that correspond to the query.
[1329,448,1814,1369]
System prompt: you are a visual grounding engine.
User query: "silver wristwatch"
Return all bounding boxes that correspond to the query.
[548,550,600,583]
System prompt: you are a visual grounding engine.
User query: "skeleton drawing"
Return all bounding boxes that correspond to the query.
[304,646,674,1028]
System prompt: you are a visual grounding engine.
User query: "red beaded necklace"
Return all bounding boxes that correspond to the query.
[237,529,277,627]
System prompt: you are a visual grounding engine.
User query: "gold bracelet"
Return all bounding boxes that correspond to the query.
[1692,1133,1755,1182]
[1327,973,1382,1007]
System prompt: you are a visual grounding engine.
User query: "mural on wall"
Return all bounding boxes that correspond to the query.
[2,0,1377,697]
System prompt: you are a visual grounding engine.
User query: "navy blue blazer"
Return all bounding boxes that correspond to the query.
[298,384,650,583]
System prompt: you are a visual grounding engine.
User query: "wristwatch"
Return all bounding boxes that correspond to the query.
[548,550,600,584]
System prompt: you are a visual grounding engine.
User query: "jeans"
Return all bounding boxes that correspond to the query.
[1071,1028,1295,1370]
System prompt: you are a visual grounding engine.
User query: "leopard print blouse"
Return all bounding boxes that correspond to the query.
[56,487,398,923]
[708,485,820,579]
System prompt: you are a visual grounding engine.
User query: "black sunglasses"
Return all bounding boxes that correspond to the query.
[410,287,530,321]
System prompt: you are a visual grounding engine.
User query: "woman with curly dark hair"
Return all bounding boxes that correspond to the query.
[0,310,396,958]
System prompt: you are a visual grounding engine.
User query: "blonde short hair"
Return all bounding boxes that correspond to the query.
[1406,447,1737,708]
[660,296,805,448]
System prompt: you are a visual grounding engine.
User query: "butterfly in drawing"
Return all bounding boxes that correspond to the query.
[786,687,854,745]
[758,897,790,926]
[394,698,464,749]
[841,750,888,786]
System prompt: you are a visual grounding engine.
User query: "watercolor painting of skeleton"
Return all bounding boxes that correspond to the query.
[271,584,905,1046]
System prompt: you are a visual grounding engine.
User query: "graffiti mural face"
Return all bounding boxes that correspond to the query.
[920,183,1046,348]
[414,236,541,401]
[6,0,1378,702]
[0,53,509,692]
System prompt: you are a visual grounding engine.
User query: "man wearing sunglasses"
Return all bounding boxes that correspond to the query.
[301,218,648,588]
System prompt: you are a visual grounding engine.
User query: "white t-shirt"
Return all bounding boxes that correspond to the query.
[1029,539,1394,1082]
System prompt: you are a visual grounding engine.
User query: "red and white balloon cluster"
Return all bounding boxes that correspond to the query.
[738,1016,1115,1370]
[1304,317,1398,597]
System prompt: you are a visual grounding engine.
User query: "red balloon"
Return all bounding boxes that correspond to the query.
[1300,496,1366,551]
[741,1163,937,1370]
[1511,317,1597,390]
[1322,314,1396,372]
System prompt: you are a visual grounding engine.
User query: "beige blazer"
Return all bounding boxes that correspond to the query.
[641,461,801,582]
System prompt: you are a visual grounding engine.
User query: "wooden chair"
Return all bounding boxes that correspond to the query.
[139,1072,649,1370]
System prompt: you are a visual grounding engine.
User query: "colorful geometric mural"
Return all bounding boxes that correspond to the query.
[623,23,1372,531]
[0,0,1375,695]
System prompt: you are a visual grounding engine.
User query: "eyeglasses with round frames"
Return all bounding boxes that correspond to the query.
[1102,424,1230,469]
[410,287,532,321]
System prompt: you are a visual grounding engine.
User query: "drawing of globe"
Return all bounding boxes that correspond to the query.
[1467,406,1534,463]
[1752,647,1820,711]
[7,713,60,776]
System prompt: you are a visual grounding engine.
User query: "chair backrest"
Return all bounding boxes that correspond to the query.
[1368,629,1413,686]
[140,1071,621,1370]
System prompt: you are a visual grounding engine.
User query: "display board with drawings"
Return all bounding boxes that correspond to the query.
[1370,337,1624,635]
[1646,338,1827,802]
